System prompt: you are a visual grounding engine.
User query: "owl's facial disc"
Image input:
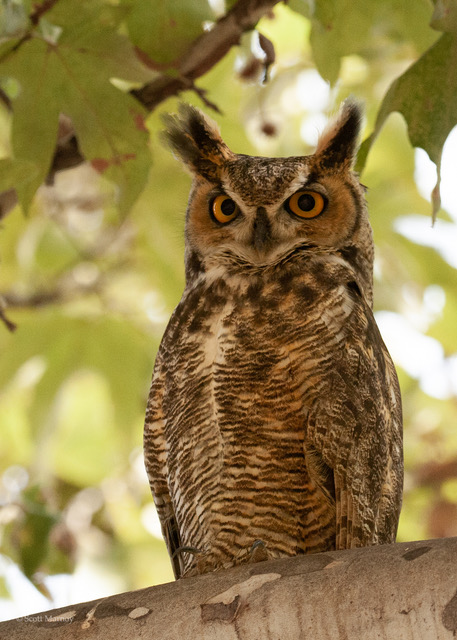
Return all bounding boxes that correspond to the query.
[202,183,327,264]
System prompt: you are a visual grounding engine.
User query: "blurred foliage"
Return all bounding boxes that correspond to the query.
[0,0,457,617]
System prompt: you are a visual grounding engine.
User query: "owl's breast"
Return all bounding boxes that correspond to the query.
[161,258,357,454]
[156,261,356,561]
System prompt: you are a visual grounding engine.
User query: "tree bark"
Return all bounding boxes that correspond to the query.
[1,537,456,639]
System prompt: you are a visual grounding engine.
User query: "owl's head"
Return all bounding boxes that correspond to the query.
[163,101,373,305]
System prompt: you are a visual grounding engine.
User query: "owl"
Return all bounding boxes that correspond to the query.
[144,101,403,579]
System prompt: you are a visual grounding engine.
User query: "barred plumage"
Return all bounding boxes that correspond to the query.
[144,102,403,578]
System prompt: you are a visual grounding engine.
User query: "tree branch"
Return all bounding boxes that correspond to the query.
[132,0,280,110]
[1,270,105,313]
[1,538,457,638]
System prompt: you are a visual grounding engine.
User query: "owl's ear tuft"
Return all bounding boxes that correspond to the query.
[161,104,234,181]
[315,100,363,170]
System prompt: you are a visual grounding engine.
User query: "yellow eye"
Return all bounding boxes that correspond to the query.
[285,190,326,219]
[211,195,240,224]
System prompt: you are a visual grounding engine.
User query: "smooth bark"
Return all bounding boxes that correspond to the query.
[1,537,457,639]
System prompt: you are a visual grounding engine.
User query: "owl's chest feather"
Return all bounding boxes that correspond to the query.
[160,258,356,439]
[155,260,353,562]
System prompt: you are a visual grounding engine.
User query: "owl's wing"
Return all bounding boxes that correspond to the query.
[144,361,184,579]
[306,287,403,549]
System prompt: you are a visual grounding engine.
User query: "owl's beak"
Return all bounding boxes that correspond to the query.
[252,207,272,253]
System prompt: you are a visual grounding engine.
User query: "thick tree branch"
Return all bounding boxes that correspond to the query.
[1,538,457,638]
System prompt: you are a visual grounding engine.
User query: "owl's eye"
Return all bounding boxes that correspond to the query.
[211,195,240,225]
[285,190,326,219]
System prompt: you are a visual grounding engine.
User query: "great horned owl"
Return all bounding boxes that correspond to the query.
[144,102,403,579]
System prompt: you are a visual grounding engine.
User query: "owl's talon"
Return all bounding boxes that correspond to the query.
[251,539,265,550]
[249,539,269,563]
[171,545,202,560]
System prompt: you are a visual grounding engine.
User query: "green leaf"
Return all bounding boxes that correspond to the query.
[0,4,153,212]
[309,0,344,84]
[1,39,61,209]
[53,2,155,85]
[431,0,457,33]
[357,33,457,220]
[55,56,151,213]
[0,158,39,195]
[286,0,312,18]
[306,0,436,85]
[18,486,57,579]
[46,0,127,33]
[122,0,212,67]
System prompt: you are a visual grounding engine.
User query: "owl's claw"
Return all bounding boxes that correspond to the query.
[249,539,269,563]
[171,545,202,561]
